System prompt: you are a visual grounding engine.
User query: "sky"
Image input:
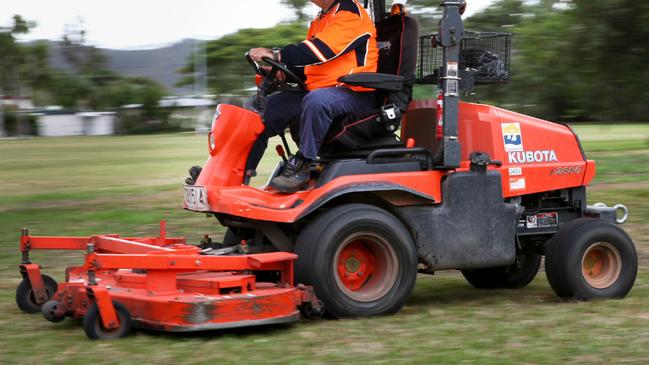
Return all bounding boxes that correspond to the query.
[1,0,495,49]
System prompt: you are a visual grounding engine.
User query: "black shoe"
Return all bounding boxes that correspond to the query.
[269,154,310,193]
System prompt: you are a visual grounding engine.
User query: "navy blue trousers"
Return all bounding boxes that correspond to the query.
[246,87,376,172]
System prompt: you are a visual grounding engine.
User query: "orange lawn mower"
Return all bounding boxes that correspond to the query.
[16,1,637,339]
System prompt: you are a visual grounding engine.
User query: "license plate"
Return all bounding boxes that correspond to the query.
[184,185,210,211]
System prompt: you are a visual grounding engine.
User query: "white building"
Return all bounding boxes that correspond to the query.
[35,112,117,137]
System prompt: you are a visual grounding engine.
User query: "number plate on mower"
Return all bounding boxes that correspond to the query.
[184,185,210,211]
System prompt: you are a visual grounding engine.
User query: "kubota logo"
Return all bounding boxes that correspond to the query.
[501,123,523,152]
[508,150,558,164]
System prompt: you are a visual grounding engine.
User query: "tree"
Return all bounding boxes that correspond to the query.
[0,15,41,96]
[98,77,165,113]
[464,0,525,31]
[568,0,649,121]
[282,0,310,21]
[61,18,106,74]
[178,22,307,95]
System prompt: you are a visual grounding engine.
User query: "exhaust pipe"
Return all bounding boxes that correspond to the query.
[586,202,628,224]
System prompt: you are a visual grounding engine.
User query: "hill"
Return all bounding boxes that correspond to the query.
[44,39,198,94]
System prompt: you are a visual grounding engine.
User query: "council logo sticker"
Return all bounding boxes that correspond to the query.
[509,177,526,190]
[502,123,523,152]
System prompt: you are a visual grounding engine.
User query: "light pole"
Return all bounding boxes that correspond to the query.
[0,87,5,138]
[0,27,9,137]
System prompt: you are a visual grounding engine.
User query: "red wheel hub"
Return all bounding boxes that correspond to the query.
[333,232,399,302]
[337,241,375,291]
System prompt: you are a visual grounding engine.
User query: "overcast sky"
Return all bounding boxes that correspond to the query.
[2,0,494,49]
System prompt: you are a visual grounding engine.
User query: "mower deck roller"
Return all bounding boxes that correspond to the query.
[16,221,323,339]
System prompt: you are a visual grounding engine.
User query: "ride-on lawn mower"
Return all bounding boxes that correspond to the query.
[16,0,637,339]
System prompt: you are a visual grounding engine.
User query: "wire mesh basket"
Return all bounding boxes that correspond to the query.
[417,31,511,85]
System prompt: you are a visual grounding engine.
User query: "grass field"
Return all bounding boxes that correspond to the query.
[1,124,648,364]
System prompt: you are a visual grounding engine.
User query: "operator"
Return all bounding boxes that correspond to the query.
[247,0,378,193]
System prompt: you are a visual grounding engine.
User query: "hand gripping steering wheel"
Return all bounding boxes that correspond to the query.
[245,52,307,90]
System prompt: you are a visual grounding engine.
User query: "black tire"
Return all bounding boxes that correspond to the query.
[83,301,132,340]
[294,204,417,318]
[545,218,637,300]
[42,300,65,323]
[461,253,542,289]
[15,274,58,314]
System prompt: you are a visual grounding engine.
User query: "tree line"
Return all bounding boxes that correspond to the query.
[181,0,648,123]
[460,0,649,122]
[2,0,646,127]
[0,15,167,134]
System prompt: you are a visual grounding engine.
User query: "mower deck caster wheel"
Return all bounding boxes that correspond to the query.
[300,300,325,319]
[83,301,132,340]
[15,275,58,314]
[42,300,65,323]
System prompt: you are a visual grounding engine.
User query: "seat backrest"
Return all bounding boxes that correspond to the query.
[375,12,419,111]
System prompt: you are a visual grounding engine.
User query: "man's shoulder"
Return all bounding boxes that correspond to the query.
[335,0,362,17]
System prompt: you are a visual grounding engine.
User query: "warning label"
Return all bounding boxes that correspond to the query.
[526,212,559,229]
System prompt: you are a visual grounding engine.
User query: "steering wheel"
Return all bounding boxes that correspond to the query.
[245,52,307,90]
[246,52,268,77]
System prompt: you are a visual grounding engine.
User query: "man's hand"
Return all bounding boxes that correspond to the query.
[261,66,286,82]
[249,47,275,62]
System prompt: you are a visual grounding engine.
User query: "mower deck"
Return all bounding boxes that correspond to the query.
[16,221,322,339]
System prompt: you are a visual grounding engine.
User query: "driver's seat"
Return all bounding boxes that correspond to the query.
[316,10,419,157]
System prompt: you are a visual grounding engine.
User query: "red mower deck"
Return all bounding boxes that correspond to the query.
[16,221,322,339]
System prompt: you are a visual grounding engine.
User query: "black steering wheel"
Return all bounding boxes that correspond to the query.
[245,52,307,90]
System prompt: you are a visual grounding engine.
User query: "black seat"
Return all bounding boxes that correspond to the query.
[316,135,403,160]
[316,10,419,156]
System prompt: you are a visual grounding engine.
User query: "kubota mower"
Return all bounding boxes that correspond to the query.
[16,0,637,338]
[182,0,637,316]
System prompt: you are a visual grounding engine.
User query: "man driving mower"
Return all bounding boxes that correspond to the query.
[247,0,378,193]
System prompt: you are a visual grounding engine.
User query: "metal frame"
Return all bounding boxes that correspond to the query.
[436,0,464,169]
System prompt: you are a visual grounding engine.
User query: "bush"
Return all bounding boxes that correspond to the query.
[3,112,39,136]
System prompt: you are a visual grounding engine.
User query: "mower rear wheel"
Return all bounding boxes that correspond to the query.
[545,218,637,299]
[15,274,58,314]
[295,204,417,318]
[461,253,542,289]
[83,301,132,340]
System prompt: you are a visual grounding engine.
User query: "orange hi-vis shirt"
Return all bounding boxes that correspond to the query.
[280,0,378,91]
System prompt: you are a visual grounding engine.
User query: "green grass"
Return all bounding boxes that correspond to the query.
[0,124,648,364]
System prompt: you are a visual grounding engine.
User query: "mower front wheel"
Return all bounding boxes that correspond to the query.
[545,218,637,300]
[15,274,58,314]
[295,204,417,318]
[83,301,132,340]
[461,253,542,289]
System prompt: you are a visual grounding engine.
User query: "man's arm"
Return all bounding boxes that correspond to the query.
[281,10,371,67]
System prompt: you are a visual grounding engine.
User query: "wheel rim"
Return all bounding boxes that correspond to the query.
[581,242,622,289]
[333,232,399,302]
